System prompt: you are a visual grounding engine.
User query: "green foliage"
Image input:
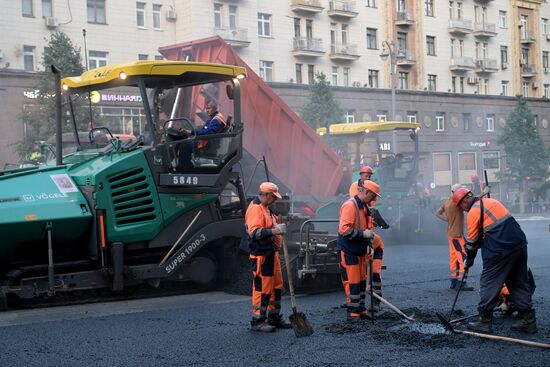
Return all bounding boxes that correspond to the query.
[301,72,344,130]
[17,32,88,159]
[497,96,550,190]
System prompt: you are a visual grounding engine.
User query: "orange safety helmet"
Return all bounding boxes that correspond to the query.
[360,166,373,174]
[360,179,381,197]
[452,187,473,206]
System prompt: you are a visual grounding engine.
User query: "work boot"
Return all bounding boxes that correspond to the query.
[347,307,371,321]
[467,310,493,333]
[250,318,276,333]
[267,314,293,329]
[511,309,538,334]
[449,279,457,289]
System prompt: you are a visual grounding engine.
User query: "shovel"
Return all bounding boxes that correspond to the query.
[281,235,314,337]
[436,313,550,349]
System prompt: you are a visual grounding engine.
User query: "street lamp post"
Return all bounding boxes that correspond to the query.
[380,40,398,154]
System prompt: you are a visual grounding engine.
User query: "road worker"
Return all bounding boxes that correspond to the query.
[243,182,292,332]
[349,165,373,197]
[338,179,380,320]
[453,188,537,334]
[434,184,474,291]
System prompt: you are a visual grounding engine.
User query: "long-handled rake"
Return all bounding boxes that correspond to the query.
[437,313,550,349]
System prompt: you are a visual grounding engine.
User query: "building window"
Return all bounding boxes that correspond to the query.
[521,47,529,65]
[397,32,407,52]
[377,111,387,122]
[22,0,33,16]
[368,69,379,88]
[138,54,148,60]
[523,82,529,97]
[458,152,476,171]
[136,2,145,28]
[451,76,456,93]
[501,81,509,96]
[343,67,350,87]
[425,0,434,16]
[89,50,108,70]
[436,113,445,132]
[426,36,436,56]
[331,66,338,86]
[308,64,315,84]
[500,46,508,66]
[463,113,470,131]
[399,72,408,89]
[543,18,548,35]
[259,60,273,82]
[295,63,302,84]
[483,78,489,95]
[427,74,437,91]
[258,13,271,37]
[486,114,495,132]
[366,0,376,7]
[42,0,52,17]
[543,51,549,68]
[87,0,106,24]
[23,45,35,71]
[407,112,417,123]
[433,152,452,186]
[341,24,349,44]
[154,55,164,60]
[345,110,355,123]
[459,77,464,93]
[366,28,377,49]
[214,4,222,29]
[482,151,500,170]
[499,10,507,28]
[229,5,237,29]
[153,4,161,29]
[544,84,549,98]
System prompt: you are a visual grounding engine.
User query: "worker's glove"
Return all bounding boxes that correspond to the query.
[366,244,374,258]
[272,223,287,235]
[363,229,375,239]
[464,248,478,269]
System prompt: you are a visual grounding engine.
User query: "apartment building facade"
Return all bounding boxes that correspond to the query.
[1,0,549,199]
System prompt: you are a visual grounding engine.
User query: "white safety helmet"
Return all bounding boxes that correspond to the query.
[451,183,463,193]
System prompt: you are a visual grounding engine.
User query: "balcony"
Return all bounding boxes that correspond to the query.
[328,1,358,18]
[448,19,473,34]
[520,32,536,44]
[473,22,497,37]
[292,37,324,57]
[449,57,475,71]
[291,0,324,13]
[521,64,537,78]
[214,28,250,48]
[396,49,415,66]
[474,58,498,73]
[395,11,414,26]
[329,43,360,60]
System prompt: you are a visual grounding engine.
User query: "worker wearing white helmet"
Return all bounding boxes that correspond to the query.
[434,184,474,291]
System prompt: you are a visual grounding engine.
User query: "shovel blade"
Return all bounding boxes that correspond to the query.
[436,312,456,333]
[290,312,314,338]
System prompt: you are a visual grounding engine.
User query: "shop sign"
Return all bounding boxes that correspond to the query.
[469,141,491,148]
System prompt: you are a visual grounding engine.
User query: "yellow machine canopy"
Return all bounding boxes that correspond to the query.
[61,60,247,93]
[317,121,421,136]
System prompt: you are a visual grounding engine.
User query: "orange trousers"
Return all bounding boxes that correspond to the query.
[250,252,283,320]
[338,250,368,317]
[448,236,467,282]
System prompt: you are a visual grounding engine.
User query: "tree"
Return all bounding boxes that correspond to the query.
[498,96,550,211]
[17,31,87,159]
[301,72,344,130]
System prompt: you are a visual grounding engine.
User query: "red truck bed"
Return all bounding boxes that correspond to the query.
[159,36,350,196]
